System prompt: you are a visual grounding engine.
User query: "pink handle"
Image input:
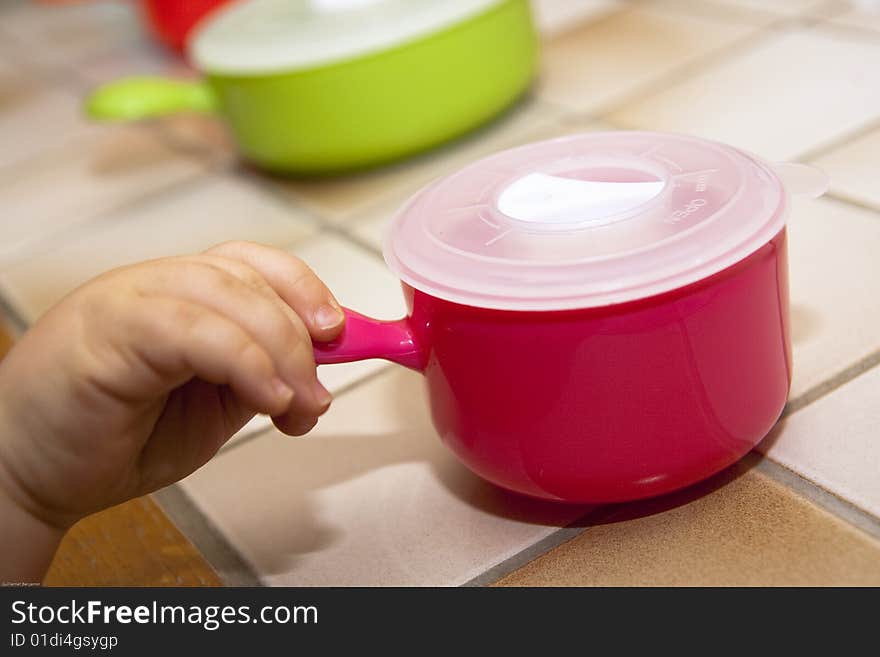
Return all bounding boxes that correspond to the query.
[312,308,425,372]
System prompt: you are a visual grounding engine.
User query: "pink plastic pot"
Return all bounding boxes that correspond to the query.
[312,131,827,503]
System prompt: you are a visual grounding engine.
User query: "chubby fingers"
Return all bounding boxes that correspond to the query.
[204,241,345,343]
[134,259,332,424]
[121,297,296,418]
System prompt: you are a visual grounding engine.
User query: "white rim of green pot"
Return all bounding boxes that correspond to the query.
[190,0,511,76]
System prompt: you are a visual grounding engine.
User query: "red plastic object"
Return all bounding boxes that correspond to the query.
[140,0,232,52]
[313,229,791,503]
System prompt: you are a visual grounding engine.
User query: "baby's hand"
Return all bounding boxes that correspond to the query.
[0,242,343,536]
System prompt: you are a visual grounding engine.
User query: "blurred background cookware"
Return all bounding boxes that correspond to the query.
[141,0,233,52]
[85,0,539,175]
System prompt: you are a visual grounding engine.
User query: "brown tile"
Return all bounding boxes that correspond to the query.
[0,318,13,360]
[495,459,880,586]
[44,496,222,587]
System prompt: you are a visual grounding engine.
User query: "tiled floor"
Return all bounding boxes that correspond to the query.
[1,0,879,586]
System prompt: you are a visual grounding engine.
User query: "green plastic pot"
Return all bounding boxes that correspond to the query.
[86,0,538,175]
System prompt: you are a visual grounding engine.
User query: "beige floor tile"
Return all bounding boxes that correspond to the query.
[787,197,880,399]
[0,127,210,265]
[0,175,315,322]
[268,97,562,221]
[609,26,880,161]
[656,0,792,24]
[348,201,397,253]
[0,59,97,170]
[76,41,187,88]
[760,365,880,519]
[180,368,589,586]
[531,0,623,36]
[495,461,880,586]
[536,3,759,113]
[811,126,880,209]
[831,5,880,32]
[707,0,832,16]
[0,0,145,70]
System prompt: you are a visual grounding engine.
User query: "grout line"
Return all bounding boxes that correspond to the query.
[753,457,880,543]
[783,346,880,417]
[798,117,880,163]
[468,347,880,587]
[156,366,397,585]
[0,170,218,271]
[0,26,102,98]
[0,123,194,189]
[461,525,589,587]
[219,365,395,455]
[652,0,791,27]
[585,6,843,126]
[152,485,263,587]
[810,0,855,20]
[234,168,343,231]
[821,191,880,217]
[322,223,386,260]
[808,15,880,42]
[543,0,855,133]
[0,293,28,336]
[239,167,392,262]
[466,446,880,587]
[592,26,786,123]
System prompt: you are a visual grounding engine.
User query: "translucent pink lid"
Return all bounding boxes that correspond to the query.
[384,131,826,311]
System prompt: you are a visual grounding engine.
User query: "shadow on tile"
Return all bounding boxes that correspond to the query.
[790,302,823,345]
[205,369,593,578]
[568,449,776,530]
[88,129,198,175]
[755,414,788,453]
[194,367,801,581]
[235,426,591,574]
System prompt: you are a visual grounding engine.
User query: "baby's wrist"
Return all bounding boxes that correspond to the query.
[0,480,65,584]
[0,401,66,583]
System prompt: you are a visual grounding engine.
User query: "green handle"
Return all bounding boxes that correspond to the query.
[86,77,218,121]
